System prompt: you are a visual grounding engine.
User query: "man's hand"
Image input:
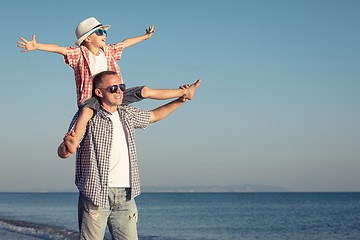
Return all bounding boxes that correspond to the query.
[179,84,190,102]
[17,35,38,52]
[149,79,201,123]
[179,79,201,101]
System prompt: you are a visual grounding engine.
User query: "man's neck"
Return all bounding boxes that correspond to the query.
[101,103,118,113]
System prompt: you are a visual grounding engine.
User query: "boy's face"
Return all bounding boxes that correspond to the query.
[86,28,107,48]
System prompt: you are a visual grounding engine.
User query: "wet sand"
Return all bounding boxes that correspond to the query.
[0,229,42,240]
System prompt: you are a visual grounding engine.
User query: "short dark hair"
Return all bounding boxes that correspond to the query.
[92,71,118,97]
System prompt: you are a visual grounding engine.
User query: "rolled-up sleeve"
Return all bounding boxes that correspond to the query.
[108,42,124,60]
[126,106,151,129]
[63,47,81,68]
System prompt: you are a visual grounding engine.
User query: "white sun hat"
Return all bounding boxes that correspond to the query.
[75,17,111,46]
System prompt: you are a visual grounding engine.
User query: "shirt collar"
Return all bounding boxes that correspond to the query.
[98,105,112,118]
[98,104,126,118]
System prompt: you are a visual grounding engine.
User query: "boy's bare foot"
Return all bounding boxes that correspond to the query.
[184,79,201,100]
[64,132,79,154]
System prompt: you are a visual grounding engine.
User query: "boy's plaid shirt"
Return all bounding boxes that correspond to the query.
[68,105,150,208]
[64,42,124,107]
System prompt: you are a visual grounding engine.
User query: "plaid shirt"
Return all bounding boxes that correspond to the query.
[68,105,151,208]
[64,42,124,107]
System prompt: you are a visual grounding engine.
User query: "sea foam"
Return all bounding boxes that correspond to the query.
[0,219,79,240]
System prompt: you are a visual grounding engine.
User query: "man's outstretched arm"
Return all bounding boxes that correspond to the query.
[149,98,185,123]
[149,79,201,123]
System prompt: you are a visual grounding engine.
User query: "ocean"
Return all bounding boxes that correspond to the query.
[0,192,359,240]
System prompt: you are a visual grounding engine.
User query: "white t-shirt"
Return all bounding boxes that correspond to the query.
[108,111,131,187]
[89,49,108,77]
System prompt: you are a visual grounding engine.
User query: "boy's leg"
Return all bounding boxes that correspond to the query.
[141,79,201,101]
[122,86,146,105]
[122,79,201,105]
[68,97,100,153]
[64,108,92,154]
[78,193,110,240]
[122,86,182,105]
[69,107,93,154]
[74,107,93,136]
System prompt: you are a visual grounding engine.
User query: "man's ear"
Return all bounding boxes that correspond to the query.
[94,88,102,98]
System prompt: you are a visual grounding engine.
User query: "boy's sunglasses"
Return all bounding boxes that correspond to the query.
[90,29,107,36]
[101,84,126,93]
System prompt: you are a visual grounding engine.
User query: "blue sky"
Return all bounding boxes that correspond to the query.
[0,0,359,192]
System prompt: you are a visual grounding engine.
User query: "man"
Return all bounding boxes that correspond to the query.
[58,71,200,239]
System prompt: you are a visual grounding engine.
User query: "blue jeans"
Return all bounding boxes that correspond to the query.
[78,188,138,240]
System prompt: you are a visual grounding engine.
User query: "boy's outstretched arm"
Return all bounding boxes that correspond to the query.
[17,34,67,56]
[122,25,155,48]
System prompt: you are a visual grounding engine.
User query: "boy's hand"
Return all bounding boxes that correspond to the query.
[17,35,38,52]
[145,25,155,39]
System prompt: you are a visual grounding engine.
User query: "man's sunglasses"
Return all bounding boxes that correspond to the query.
[101,84,126,93]
[90,29,107,36]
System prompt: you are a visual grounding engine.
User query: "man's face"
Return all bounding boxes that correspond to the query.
[97,74,124,112]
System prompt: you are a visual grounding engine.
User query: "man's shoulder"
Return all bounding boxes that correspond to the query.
[119,105,150,120]
[119,104,147,113]
[89,105,149,118]
[118,105,151,129]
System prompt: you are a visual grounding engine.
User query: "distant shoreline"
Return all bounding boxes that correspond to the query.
[1,184,359,193]
[2,191,360,193]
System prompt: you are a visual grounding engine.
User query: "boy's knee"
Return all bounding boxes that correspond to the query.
[81,107,93,113]
[141,86,150,98]
[80,107,95,117]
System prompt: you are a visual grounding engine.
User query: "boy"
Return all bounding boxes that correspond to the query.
[18,17,200,153]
